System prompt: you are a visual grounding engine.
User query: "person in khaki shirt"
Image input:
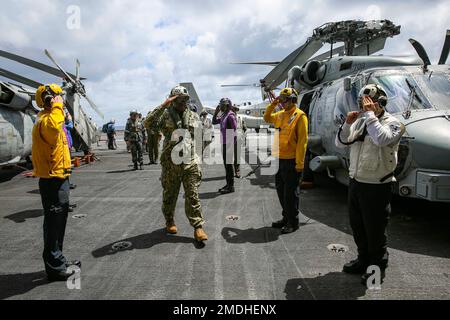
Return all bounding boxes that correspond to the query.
[264,88,308,234]
[32,84,80,282]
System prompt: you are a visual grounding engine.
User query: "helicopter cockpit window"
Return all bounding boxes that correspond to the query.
[414,74,450,111]
[370,74,432,114]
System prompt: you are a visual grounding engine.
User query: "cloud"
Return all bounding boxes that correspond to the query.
[1,0,449,125]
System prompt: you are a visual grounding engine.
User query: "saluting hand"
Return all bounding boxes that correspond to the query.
[163,95,180,107]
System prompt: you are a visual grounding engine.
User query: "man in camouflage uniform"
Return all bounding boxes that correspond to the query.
[125,109,147,170]
[146,120,160,165]
[145,85,208,242]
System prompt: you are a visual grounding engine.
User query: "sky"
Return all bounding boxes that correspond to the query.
[1,0,449,126]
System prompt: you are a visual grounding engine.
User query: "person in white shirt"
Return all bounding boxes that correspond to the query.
[232,106,247,178]
[200,111,214,154]
[335,84,405,285]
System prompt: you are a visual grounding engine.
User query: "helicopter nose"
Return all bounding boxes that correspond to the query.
[407,117,450,170]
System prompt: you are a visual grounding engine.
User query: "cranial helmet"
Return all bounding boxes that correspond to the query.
[35,84,63,108]
[279,87,298,98]
[359,84,388,107]
[170,85,189,97]
[279,87,298,103]
[219,98,233,107]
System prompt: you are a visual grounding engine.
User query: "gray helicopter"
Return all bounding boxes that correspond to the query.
[243,20,450,203]
[0,49,103,167]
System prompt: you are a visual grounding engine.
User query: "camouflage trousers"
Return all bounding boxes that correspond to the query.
[147,134,159,163]
[161,161,205,228]
[130,141,143,164]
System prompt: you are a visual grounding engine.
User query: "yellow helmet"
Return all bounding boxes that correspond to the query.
[35,84,63,108]
[279,87,298,104]
[279,87,298,98]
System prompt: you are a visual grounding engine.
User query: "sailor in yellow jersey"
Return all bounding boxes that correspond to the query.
[32,84,80,281]
[264,88,308,234]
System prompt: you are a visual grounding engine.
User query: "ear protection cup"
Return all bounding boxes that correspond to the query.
[359,84,388,108]
[377,96,387,107]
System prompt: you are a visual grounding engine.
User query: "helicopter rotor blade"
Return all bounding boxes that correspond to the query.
[438,30,450,65]
[408,39,431,67]
[262,38,323,91]
[221,84,260,87]
[0,49,81,80]
[230,61,280,67]
[0,68,43,89]
[45,52,102,118]
[81,92,104,119]
[76,59,81,82]
[44,49,77,84]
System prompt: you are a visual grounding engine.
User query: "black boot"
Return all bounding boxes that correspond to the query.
[220,185,235,194]
[47,269,76,282]
[140,162,144,170]
[343,259,369,274]
[272,218,287,229]
[218,185,228,193]
[133,163,138,170]
[361,269,385,286]
[281,222,299,234]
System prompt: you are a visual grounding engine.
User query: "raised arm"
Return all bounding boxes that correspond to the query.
[144,95,179,130]
[41,96,65,145]
[212,105,221,125]
[263,99,283,124]
[335,111,359,149]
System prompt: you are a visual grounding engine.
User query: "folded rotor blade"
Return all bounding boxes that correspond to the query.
[438,30,450,65]
[221,84,260,87]
[76,59,81,81]
[0,68,43,88]
[230,61,280,67]
[409,39,431,66]
[312,45,345,61]
[81,93,104,119]
[0,49,80,80]
[262,38,323,91]
[44,49,77,84]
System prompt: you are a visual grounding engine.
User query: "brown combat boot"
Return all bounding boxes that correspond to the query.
[166,220,178,234]
[194,227,208,241]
